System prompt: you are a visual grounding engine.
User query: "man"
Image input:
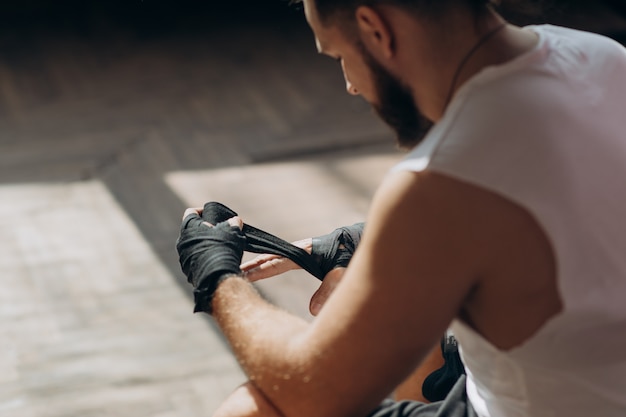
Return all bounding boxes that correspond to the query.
[176,0,626,416]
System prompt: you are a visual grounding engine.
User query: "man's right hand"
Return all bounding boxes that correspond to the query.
[241,222,365,281]
[241,238,313,282]
[310,222,365,277]
[241,238,347,316]
[308,268,345,316]
[241,222,364,316]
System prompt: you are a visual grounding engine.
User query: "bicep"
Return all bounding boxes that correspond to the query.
[296,171,481,416]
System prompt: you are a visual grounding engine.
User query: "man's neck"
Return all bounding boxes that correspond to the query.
[402,11,539,122]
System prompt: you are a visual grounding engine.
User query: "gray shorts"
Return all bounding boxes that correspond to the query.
[367,376,476,417]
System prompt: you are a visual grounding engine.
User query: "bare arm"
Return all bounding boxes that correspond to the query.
[394,344,444,402]
[244,252,446,402]
[205,170,487,417]
[244,247,446,403]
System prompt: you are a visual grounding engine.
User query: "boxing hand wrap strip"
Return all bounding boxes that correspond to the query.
[311,222,365,277]
[202,202,326,280]
[177,201,362,311]
[422,335,466,402]
[177,214,246,313]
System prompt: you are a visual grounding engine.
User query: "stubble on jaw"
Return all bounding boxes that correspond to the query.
[357,42,434,150]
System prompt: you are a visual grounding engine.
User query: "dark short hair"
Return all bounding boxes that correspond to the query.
[293,0,501,26]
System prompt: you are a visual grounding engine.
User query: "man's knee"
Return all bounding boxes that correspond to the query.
[213,382,284,417]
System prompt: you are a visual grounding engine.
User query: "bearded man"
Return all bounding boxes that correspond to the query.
[176,1,626,416]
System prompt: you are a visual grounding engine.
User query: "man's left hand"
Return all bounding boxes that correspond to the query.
[176,207,246,313]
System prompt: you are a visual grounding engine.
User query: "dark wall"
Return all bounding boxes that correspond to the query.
[0,1,305,37]
[0,1,623,43]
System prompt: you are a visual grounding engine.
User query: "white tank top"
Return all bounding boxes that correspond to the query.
[392,25,626,417]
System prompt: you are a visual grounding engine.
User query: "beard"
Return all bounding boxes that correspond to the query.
[358,43,434,149]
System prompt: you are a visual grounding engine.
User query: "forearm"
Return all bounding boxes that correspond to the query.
[213,382,285,417]
[211,276,319,417]
[176,206,363,417]
[393,343,443,402]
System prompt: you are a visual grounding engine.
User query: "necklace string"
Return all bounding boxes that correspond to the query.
[443,22,507,110]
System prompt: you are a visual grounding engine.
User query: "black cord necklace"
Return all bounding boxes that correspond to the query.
[443,22,507,110]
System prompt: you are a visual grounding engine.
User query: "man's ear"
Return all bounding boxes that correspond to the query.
[355,6,395,59]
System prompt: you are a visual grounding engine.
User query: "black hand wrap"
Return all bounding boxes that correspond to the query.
[422,335,466,402]
[177,202,364,311]
[311,222,365,277]
[176,212,246,313]
[200,202,326,280]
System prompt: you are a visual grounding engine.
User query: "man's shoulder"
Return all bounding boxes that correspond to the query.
[536,24,626,51]
[375,169,521,217]
[371,168,548,264]
[371,169,523,250]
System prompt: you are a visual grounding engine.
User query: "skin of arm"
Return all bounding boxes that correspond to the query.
[394,344,445,402]
[210,170,487,417]
[243,244,446,403]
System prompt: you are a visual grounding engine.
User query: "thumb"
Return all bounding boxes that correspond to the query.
[227,216,243,229]
[309,268,345,316]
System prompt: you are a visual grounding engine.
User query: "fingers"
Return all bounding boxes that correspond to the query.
[309,267,346,316]
[240,238,312,281]
[183,207,203,221]
[242,255,300,282]
[227,216,243,230]
[182,207,243,230]
[291,238,313,254]
[241,253,280,271]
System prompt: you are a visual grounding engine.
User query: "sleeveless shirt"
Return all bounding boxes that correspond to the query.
[392,25,626,417]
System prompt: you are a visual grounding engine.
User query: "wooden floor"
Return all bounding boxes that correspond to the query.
[0,7,399,417]
[1,3,625,416]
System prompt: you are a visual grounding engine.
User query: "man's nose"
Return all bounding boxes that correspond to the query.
[341,61,359,96]
[345,79,359,96]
